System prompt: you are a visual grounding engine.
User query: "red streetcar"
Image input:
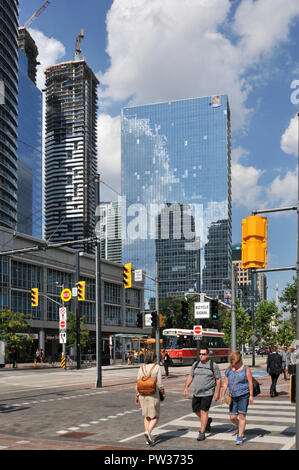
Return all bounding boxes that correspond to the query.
[162,328,230,365]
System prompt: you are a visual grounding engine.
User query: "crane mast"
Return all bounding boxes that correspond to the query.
[74,29,84,60]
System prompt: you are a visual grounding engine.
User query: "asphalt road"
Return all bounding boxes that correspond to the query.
[0,357,296,451]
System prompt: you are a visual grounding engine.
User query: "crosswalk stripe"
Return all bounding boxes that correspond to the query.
[209,412,295,423]
[169,419,295,434]
[152,428,292,446]
[210,408,294,417]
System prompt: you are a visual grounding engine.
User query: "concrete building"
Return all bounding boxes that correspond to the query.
[0,227,146,362]
[44,48,98,253]
[0,0,19,230]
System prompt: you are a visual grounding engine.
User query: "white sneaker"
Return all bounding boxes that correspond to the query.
[144,431,153,445]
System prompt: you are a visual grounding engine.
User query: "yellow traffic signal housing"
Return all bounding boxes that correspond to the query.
[31,288,38,307]
[123,263,132,289]
[241,215,267,269]
[78,281,86,301]
[159,313,163,328]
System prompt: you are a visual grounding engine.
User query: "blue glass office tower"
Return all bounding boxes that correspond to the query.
[121,96,231,305]
[17,27,42,238]
[0,0,19,230]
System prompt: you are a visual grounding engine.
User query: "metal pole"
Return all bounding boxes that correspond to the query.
[231,263,236,351]
[296,113,299,450]
[155,261,160,365]
[95,174,102,388]
[75,251,81,369]
[251,271,257,367]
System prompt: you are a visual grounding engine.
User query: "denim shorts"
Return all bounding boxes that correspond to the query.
[229,393,250,415]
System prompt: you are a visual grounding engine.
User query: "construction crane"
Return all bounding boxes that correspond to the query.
[74,29,84,60]
[23,0,51,29]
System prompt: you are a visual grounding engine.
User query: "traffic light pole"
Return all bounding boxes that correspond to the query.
[231,264,237,352]
[75,251,81,370]
[155,261,160,365]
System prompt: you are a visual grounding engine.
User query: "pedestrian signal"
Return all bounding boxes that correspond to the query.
[31,288,38,307]
[151,310,157,328]
[136,312,143,328]
[123,263,132,289]
[241,215,267,269]
[77,281,86,301]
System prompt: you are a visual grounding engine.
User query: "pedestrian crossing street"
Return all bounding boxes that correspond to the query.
[147,400,296,450]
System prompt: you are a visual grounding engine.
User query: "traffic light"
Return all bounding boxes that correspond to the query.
[31,288,38,307]
[241,215,267,269]
[211,299,219,320]
[151,310,157,328]
[78,281,86,301]
[181,300,189,321]
[159,313,163,328]
[123,263,132,289]
[136,312,143,328]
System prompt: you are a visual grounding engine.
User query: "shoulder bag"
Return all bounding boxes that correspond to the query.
[225,368,241,406]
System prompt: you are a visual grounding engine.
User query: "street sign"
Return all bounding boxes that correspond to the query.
[193,325,203,338]
[61,288,72,302]
[59,307,67,321]
[59,332,67,344]
[60,320,66,330]
[194,302,210,319]
[134,269,143,282]
[251,334,258,344]
[72,287,78,297]
[224,290,232,304]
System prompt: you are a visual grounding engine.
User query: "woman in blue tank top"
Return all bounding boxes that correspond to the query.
[221,350,254,445]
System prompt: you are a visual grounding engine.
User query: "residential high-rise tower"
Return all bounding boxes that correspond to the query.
[0,0,19,230]
[44,52,98,253]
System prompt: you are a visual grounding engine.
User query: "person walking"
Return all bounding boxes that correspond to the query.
[221,350,254,445]
[163,351,171,378]
[183,347,221,442]
[281,346,288,381]
[135,350,165,445]
[267,346,282,397]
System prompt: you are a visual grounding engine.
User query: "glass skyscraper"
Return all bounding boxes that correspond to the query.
[121,95,231,305]
[0,0,19,230]
[17,27,42,238]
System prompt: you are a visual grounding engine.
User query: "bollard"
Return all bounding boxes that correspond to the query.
[61,354,66,369]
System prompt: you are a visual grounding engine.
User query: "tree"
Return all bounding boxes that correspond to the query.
[279,276,297,330]
[254,300,281,345]
[65,311,90,353]
[159,297,193,329]
[223,301,252,348]
[0,309,33,362]
[276,318,296,346]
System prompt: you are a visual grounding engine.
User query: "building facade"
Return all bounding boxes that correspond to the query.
[121,96,231,305]
[44,59,98,253]
[17,27,42,238]
[0,0,19,230]
[0,226,146,361]
[99,201,122,264]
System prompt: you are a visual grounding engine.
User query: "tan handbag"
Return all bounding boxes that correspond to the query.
[136,364,157,395]
[225,368,241,406]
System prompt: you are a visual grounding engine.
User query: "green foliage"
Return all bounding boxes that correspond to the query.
[0,309,33,360]
[279,276,297,330]
[65,311,90,352]
[222,301,252,347]
[254,300,281,345]
[276,318,296,346]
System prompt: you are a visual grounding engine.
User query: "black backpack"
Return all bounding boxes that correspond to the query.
[252,377,261,397]
[193,359,215,376]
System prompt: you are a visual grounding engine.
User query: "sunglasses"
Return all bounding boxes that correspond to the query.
[199,353,208,356]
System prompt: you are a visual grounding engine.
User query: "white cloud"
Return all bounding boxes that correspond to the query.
[232,160,264,209]
[281,115,298,157]
[267,169,297,206]
[97,114,121,200]
[28,28,66,90]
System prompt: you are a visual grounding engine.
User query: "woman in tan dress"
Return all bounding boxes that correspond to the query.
[136,350,165,445]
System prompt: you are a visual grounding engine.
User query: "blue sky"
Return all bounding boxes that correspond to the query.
[19,0,299,304]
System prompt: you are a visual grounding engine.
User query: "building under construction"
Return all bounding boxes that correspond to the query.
[44,32,99,253]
